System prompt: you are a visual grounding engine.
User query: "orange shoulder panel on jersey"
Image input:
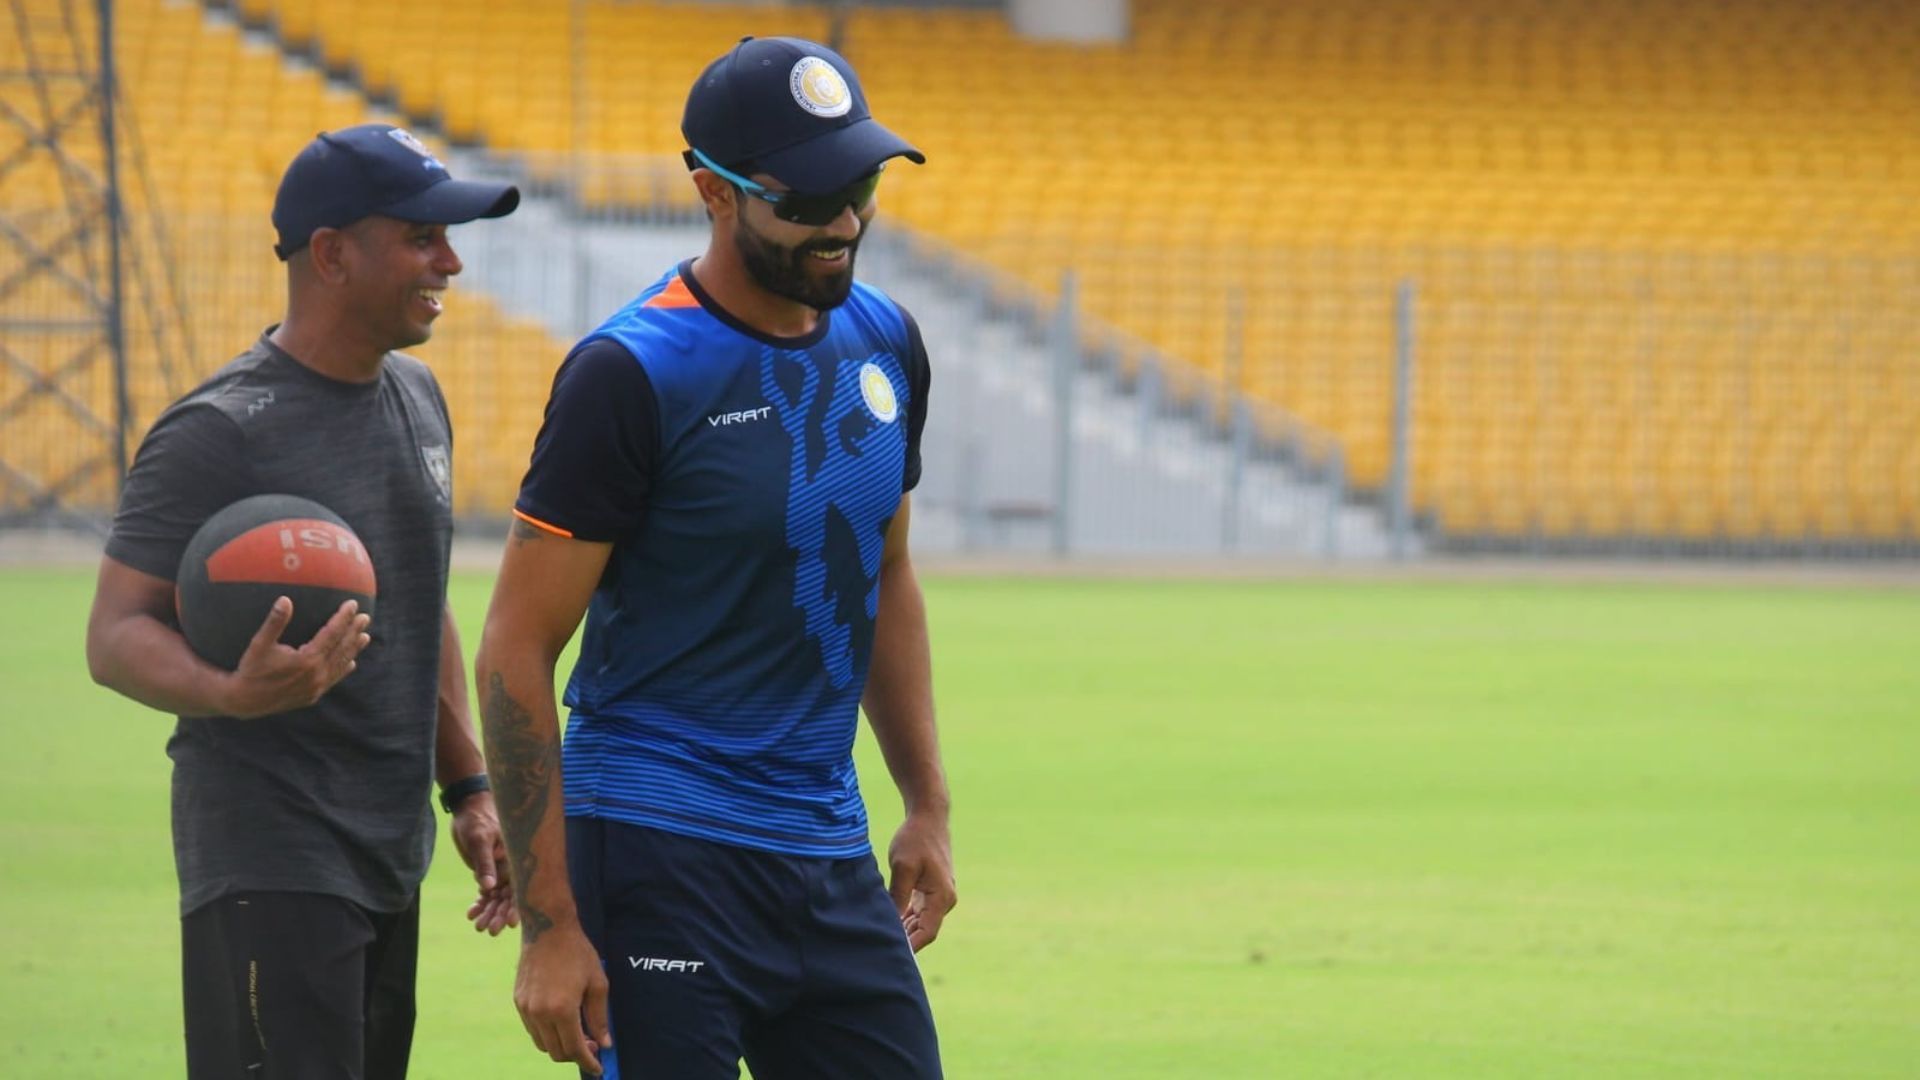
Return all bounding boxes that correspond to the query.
[643,277,699,309]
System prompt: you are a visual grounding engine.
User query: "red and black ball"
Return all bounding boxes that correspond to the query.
[175,494,378,670]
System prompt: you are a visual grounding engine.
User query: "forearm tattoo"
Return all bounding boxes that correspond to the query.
[482,671,561,942]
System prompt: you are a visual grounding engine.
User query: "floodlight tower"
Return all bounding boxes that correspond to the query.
[1,0,190,527]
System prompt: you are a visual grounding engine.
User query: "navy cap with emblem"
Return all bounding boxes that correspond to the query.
[682,36,924,194]
[271,124,520,260]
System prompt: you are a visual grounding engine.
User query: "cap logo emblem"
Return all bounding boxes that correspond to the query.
[790,57,851,118]
[859,362,899,423]
[386,128,447,171]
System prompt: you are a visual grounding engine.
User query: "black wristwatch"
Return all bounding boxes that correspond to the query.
[438,773,491,814]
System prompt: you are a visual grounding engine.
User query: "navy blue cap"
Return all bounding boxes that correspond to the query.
[271,125,520,260]
[682,36,924,194]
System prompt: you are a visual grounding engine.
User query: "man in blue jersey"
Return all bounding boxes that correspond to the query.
[475,36,952,1078]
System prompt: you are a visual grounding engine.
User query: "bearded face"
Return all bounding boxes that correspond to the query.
[730,201,866,312]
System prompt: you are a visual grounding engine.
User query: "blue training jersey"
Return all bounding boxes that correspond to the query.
[514,261,930,858]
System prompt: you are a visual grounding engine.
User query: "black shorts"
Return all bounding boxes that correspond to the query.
[568,818,942,1080]
[181,890,419,1080]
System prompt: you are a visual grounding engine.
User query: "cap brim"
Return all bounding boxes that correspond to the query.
[381,178,520,225]
[757,118,925,194]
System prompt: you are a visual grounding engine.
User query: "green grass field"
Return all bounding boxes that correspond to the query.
[2,567,1916,1077]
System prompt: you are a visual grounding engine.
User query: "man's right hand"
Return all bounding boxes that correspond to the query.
[219,598,372,719]
[514,923,612,1075]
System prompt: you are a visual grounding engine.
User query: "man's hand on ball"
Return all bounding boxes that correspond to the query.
[220,598,371,718]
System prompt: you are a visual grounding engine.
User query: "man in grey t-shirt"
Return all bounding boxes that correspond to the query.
[85,125,519,1079]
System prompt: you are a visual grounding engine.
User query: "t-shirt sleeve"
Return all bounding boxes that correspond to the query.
[421,363,453,453]
[899,304,931,494]
[104,403,251,581]
[513,338,661,542]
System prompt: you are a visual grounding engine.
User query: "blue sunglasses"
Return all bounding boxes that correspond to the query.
[684,148,882,226]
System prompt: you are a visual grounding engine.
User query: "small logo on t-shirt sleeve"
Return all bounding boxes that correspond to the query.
[419,444,451,505]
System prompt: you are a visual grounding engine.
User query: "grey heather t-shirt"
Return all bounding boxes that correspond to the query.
[106,332,455,915]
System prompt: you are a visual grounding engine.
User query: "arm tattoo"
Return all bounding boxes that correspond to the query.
[482,671,561,942]
[508,518,544,545]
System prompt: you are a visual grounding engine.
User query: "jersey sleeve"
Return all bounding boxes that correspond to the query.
[899,305,931,494]
[513,337,661,542]
[104,403,251,581]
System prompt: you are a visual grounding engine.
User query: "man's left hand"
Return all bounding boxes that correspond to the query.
[449,792,517,935]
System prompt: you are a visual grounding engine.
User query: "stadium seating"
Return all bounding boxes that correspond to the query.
[2,0,563,516]
[5,0,1915,542]
[851,0,1920,543]
[233,0,1916,543]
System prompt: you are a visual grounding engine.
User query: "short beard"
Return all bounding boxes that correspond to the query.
[733,214,859,311]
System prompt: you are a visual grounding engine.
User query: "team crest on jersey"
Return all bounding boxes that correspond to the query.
[859,362,898,423]
[420,444,452,505]
[790,57,852,118]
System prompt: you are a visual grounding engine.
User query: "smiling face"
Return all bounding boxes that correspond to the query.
[337,216,462,349]
[729,172,874,312]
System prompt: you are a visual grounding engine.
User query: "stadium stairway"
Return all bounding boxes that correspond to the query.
[192,0,1920,553]
[442,166,1405,558]
[0,0,1393,554]
[195,1,1402,558]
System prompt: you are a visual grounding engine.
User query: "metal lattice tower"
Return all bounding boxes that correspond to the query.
[1,0,191,527]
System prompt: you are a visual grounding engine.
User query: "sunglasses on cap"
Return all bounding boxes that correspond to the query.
[685,148,882,227]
